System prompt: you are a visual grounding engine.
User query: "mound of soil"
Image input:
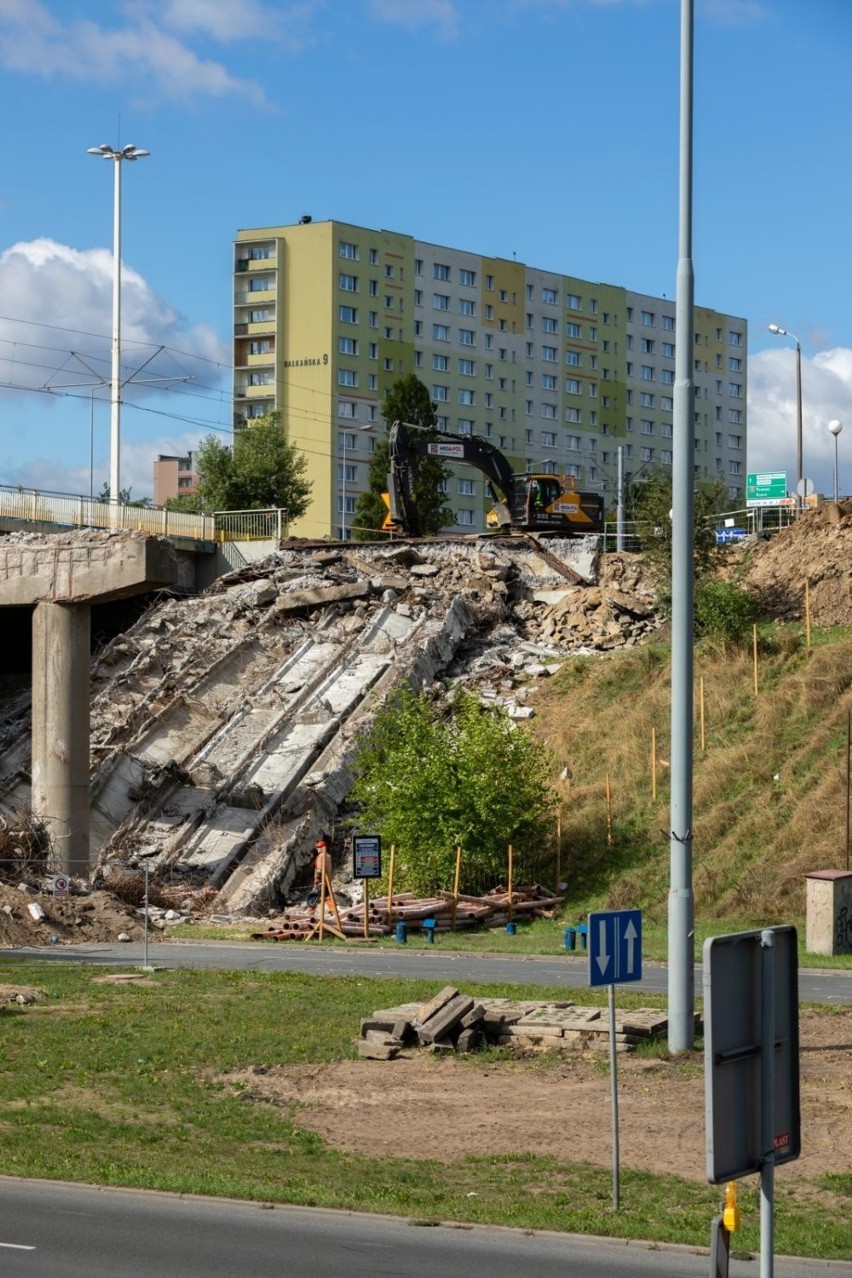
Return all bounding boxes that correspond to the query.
[732,501,852,625]
[0,884,147,947]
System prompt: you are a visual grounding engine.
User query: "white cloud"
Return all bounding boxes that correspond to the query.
[748,347,852,498]
[700,0,768,26]
[6,431,206,502]
[0,0,273,103]
[0,238,229,500]
[157,0,317,47]
[369,0,460,40]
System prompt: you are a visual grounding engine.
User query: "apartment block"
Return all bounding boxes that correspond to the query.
[233,218,747,539]
[153,452,199,506]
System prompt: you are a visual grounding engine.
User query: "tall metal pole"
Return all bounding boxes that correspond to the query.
[668,0,696,1054]
[794,341,803,506]
[110,154,122,513]
[759,928,777,1278]
[341,429,347,539]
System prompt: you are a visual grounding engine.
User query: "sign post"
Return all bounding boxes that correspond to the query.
[704,925,800,1278]
[352,836,382,941]
[588,909,643,1210]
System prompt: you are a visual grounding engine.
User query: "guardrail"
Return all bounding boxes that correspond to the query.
[213,508,290,542]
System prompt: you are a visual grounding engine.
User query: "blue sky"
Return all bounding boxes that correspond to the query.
[1,0,850,501]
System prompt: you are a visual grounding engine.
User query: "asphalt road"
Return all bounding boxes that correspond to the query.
[2,939,850,1003]
[0,1179,848,1278]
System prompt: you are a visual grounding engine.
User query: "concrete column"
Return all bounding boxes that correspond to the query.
[31,601,91,877]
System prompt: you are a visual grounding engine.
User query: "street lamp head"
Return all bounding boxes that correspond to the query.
[829,419,843,438]
[768,323,785,336]
[86,143,150,161]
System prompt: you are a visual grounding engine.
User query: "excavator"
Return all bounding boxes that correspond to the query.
[383,420,604,538]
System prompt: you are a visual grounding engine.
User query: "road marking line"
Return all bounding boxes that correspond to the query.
[0,1242,36,1250]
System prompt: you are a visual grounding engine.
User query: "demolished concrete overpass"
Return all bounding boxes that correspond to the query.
[0,534,661,913]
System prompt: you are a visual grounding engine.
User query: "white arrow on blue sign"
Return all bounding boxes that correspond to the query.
[588,909,643,987]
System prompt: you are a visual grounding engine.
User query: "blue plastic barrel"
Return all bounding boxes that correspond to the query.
[564,926,576,951]
[578,923,589,951]
[394,920,407,944]
[505,921,517,935]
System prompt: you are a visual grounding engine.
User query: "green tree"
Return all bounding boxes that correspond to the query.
[164,413,311,517]
[353,374,453,539]
[351,685,556,894]
[629,468,730,604]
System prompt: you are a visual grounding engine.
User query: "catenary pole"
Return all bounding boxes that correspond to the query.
[668,0,696,1053]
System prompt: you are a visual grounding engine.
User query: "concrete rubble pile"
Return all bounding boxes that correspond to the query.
[0,531,662,919]
[357,985,683,1059]
[250,883,563,941]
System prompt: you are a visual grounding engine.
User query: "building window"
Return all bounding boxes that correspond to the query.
[542,316,558,334]
[368,373,378,389]
[459,298,476,317]
[460,268,476,287]
[662,314,675,331]
[542,287,558,305]
[566,350,580,367]
[541,405,557,421]
[338,337,358,355]
[729,356,742,372]
[541,373,557,390]
[414,289,423,306]
[458,329,475,346]
[434,262,450,280]
[338,369,357,387]
[368,311,378,328]
[339,273,358,292]
[249,339,272,354]
[457,509,475,526]
[640,391,654,407]
[566,408,581,424]
[661,368,675,385]
[384,326,394,339]
[384,264,394,278]
[566,322,581,339]
[384,358,394,371]
[729,408,743,424]
[458,358,475,376]
[414,258,423,274]
[661,450,673,466]
[728,434,742,449]
[542,430,557,446]
[566,294,581,310]
[641,447,654,462]
[458,388,475,406]
[368,342,378,359]
[413,321,423,337]
[248,371,272,385]
[661,395,673,411]
[339,305,358,324]
[640,366,654,381]
[728,383,743,398]
[248,277,272,291]
[542,346,557,362]
[249,309,273,323]
[433,293,450,310]
[458,478,476,495]
[729,331,743,346]
[432,385,449,401]
[662,342,675,358]
[565,378,581,395]
[433,323,450,341]
[338,400,357,419]
[457,419,473,436]
[641,419,654,435]
[728,459,742,474]
[433,353,449,371]
[486,274,494,290]
[641,310,654,326]
[435,415,448,432]
[339,241,358,260]
[384,295,394,309]
[640,338,654,354]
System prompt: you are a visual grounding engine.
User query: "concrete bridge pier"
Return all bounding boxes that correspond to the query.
[0,532,177,879]
[31,601,91,878]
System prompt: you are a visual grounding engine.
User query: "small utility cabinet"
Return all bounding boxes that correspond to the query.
[804,869,852,956]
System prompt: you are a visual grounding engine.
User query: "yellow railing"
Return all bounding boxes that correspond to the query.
[0,485,216,541]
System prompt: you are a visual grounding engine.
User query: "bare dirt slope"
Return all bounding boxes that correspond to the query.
[226,1006,850,1189]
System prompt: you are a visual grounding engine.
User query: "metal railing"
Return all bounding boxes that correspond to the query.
[0,484,217,542]
[213,508,289,542]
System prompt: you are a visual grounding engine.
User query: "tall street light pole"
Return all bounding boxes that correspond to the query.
[87,142,150,516]
[768,324,803,506]
[829,419,843,502]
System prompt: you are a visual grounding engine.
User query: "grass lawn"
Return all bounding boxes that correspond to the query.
[0,962,848,1260]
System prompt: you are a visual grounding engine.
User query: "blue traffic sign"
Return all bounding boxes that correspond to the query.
[588,909,643,987]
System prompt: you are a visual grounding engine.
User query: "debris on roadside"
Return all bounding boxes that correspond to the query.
[356,986,698,1058]
[249,883,562,942]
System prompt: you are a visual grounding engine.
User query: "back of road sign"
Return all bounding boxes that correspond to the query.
[588,909,642,988]
[703,925,801,1183]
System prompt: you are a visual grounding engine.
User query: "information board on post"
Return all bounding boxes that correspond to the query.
[352,835,382,880]
[746,471,788,508]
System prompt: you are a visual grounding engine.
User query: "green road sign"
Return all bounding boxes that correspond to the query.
[746,472,788,507]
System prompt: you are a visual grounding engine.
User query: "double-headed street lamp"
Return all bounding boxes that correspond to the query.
[87,142,150,515]
[768,323,803,505]
[829,419,843,502]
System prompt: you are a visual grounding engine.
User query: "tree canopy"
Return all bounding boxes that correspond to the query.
[350,685,556,894]
[352,374,453,540]
[164,413,311,518]
[628,467,730,600]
